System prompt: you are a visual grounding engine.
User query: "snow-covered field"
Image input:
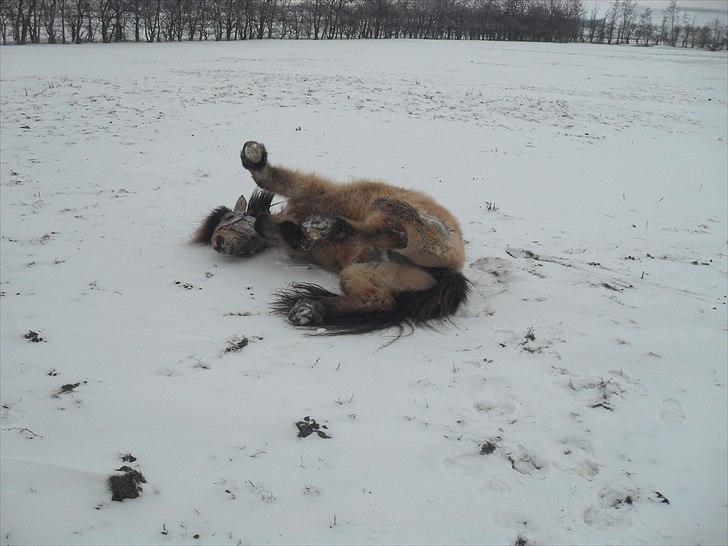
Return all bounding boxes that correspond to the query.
[1,40,726,545]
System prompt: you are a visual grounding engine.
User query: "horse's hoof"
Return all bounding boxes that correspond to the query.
[302,216,333,241]
[241,141,267,170]
[302,216,349,242]
[288,299,325,326]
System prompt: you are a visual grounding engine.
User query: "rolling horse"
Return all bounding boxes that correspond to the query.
[192,141,469,336]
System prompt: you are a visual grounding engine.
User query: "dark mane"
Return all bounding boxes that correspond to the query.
[190,206,231,245]
[247,189,275,217]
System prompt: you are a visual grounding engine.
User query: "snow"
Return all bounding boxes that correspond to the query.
[1,40,726,545]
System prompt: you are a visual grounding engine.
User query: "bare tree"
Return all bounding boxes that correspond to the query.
[635,6,652,46]
[618,0,636,43]
[664,0,678,46]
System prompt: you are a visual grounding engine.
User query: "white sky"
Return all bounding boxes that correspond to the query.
[588,0,728,23]
[589,0,727,10]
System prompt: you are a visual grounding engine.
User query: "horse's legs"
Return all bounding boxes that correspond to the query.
[254,213,310,252]
[286,262,436,326]
[241,141,333,199]
[301,198,460,269]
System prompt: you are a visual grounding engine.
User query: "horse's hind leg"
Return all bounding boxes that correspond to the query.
[284,262,435,326]
[302,210,407,250]
[302,198,462,269]
[241,141,333,198]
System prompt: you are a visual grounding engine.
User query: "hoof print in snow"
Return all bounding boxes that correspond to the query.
[109,465,146,502]
[24,330,45,343]
[612,495,633,509]
[120,452,137,463]
[296,416,330,438]
[224,336,249,353]
[514,536,529,546]
[507,451,546,475]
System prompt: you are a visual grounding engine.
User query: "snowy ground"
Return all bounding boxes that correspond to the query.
[1,40,726,545]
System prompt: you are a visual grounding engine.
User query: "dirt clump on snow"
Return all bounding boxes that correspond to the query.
[24,330,44,342]
[224,336,249,353]
[480,441,497,455]
[108,465,146,501]
[296,416,330,438]
[53,382,85,397]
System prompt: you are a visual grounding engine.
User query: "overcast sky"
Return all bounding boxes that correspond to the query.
[589,0,727,9]
[588,0,728,22]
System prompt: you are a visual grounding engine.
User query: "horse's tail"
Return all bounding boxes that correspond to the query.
[273,268,470,340]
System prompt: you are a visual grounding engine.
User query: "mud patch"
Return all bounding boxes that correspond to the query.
[24,330,45,343]
[480,440,497,455]
[52,381,86,397]
[654,491,670,505]
[296,416,331,438]
[108,466,146,501]
[224,336,249,353]
[174,281,202,291]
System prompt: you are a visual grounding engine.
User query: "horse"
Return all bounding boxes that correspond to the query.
[192,140,469,336]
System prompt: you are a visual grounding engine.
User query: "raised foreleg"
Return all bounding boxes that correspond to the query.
[241,141,333,199]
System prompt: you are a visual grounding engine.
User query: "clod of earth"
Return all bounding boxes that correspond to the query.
[55,382,81,395]
[108,466,146,501]
[224,336,249,353]
[480,441,497,455]
[174,280,202,290]
[655,491,670,504]
[514,535,528,546]
[296,416,330,438]
[24,330,44,343]
[120,452,137,462]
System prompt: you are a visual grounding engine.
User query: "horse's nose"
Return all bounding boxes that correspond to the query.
[213,236,222,251]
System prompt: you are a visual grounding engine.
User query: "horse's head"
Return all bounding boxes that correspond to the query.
[192,189,274,256]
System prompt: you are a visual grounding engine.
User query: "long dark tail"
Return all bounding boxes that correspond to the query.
[190,206,231,245]
[272,268,470,339]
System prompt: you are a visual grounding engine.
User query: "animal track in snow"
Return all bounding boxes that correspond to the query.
[583,486,639,530]
[660,398,685,424]
[491,504,541,536]
[474,400,516,416]
[506,450,548,475]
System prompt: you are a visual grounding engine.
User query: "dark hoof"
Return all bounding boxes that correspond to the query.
[288,299,326,326]
[241,141,268,171]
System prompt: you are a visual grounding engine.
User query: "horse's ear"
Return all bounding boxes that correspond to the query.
[233,194,248,213]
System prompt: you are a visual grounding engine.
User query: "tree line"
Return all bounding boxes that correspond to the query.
[1,0,726,50]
